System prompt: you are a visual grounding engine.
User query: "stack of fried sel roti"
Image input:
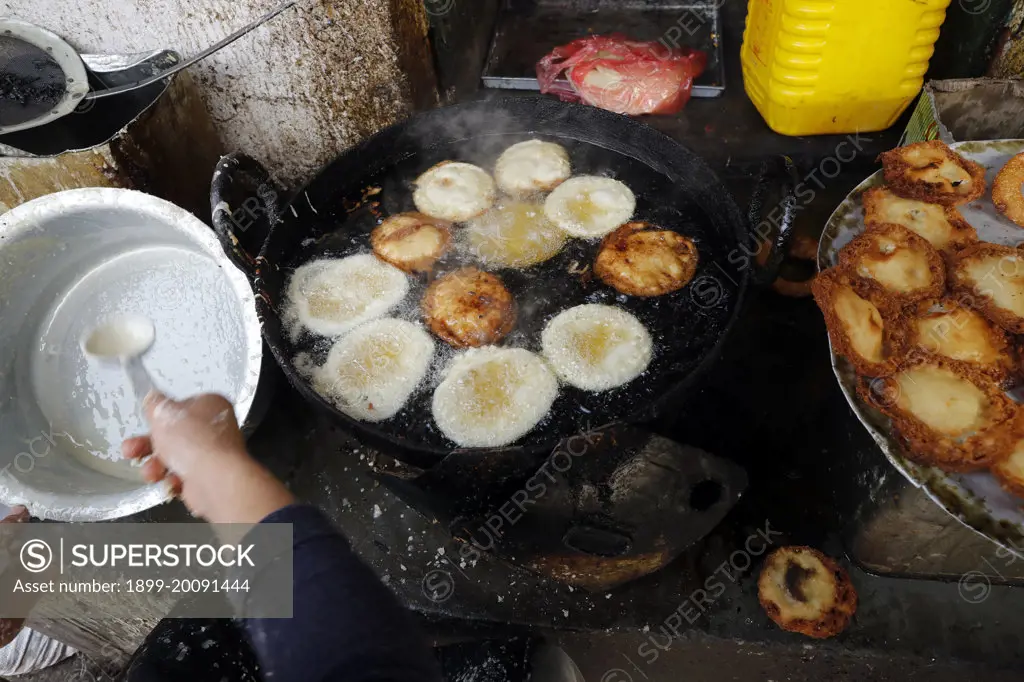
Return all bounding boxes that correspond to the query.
[814,140,1024,497]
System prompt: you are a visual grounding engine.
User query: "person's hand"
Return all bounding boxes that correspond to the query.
[122,393,295,524]
[0,506,28,647]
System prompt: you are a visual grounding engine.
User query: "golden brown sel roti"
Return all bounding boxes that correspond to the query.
[371,212,453,274]
[859,357,1022,472]
[861,187,977,252]
[837,223,945,305]
[413,161,496,222]
[904,297,1018,385]
[422,267,517,349]
[758,546,857,639]
[811,267,904,378]
[879,141,986,206]
[992,434,1024,498]
[992,152,1024,228]
[594,222,698,297]
[949,242,1024,334]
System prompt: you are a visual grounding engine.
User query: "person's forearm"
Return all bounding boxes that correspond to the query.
[199,455,295,525]
[242,505,440,682]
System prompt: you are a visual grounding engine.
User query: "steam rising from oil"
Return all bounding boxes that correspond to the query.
[275,101,726,448]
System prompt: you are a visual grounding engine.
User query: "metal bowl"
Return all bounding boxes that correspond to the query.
[0,188,262,520]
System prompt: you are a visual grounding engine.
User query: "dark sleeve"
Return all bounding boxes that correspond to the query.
[242,504,441,682]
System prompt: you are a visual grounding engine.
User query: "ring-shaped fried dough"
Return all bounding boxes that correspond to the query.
[903,298,1018,385]
[811,267,905,378]
[859,357,1022,472]
[413,161,496,222]
[837,223,945,305]
[861,187,977,252]
[371,212,453,273]
[878,141,986,206]
[758,546,857,640]
[992,433,1024,498]
[992,152,1024,228]
[949,242,1024,334]
[594,222,698,297]
[422,267,517,348]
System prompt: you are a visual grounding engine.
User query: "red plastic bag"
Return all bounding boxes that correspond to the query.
[536,34,707,116]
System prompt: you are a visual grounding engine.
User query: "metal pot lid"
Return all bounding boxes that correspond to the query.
[0,19,89,135]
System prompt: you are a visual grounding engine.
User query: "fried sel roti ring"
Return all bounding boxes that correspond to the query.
[837,222,944,305]
[879,140,986,206]
[859,357,1022,472]
[758,546,857,640]
[993,434,1024,498]
[413,161,496,222]
[950,242,1024,334]
[422,267,517,348]
[371,212,453,274]
[594,221,698,297]
[812,267,905,377]
[992,151,1024,228]
[861,187,977,252]
[904,297,1018,385]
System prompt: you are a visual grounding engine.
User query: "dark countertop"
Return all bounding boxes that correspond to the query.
[434,0,911,173]
[235,1,1024,667]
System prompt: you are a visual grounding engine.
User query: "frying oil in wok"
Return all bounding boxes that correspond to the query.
[279,132,734,451]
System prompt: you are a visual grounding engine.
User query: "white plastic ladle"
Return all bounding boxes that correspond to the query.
[81,314,157,408]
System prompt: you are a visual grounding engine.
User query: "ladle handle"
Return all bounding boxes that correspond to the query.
[83,1,300,100]
[748,155,800,287]
[124,357,155,413]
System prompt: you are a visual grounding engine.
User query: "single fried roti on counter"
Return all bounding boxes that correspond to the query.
[758,546,857,640]
[860,357,1022,472]
[811,268,904,377]
[950,242,1024,334]
[905,298,1017,385]
[422,267,517,348]
[992,151,1024,228]
[371,212,453,274]
[861,187,977,252]
[837,223,944,305]
[594,221,698,297]
[878,141,986,206]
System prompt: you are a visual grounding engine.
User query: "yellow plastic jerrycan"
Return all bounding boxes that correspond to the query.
[741,0,952,136]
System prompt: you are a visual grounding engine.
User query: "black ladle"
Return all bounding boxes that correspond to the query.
[0,0,300,133]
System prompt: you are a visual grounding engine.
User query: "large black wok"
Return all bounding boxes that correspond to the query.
[210,97,795,467]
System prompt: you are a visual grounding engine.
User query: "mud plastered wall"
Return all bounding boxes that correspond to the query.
[3,0,438,185]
